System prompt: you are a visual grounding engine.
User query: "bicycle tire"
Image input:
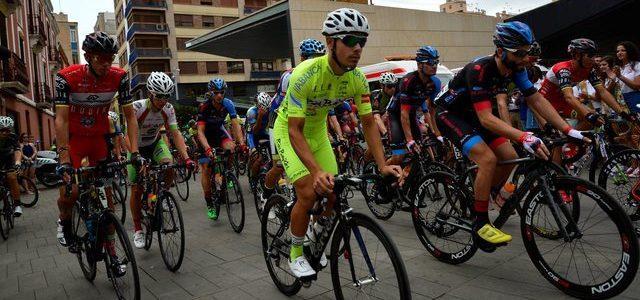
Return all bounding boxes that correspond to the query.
[412,171,477,265]
[102,211,141,300]
[261,194,302,296]
[521,175,639,299]
[110,181,127,225]
[252,173,266,220]
[71,202,97,281]
[361,162,396,220]
[330,212,411,300]
[18,176,39,207]
[175,168,190,201]
[0,195,9,240]
[225,173,245,233]
[597,149,640,222]
[157,192,185,272]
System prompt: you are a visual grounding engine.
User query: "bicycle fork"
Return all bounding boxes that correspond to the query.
[539,178,582,241]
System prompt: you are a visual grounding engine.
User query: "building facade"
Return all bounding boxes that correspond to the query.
[53,12,78,64]
[113,0,285,106]
[94,11,119,66]
[0,0,65,150]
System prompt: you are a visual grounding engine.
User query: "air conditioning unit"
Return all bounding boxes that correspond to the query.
[156,24,165,31]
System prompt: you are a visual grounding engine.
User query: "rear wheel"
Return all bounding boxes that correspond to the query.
[157,192,185,272]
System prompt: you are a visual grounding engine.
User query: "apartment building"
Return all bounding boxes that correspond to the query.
[53,12,79,64]
[94,11,119,66]
[114,0,285,106]
[0,0,65,149]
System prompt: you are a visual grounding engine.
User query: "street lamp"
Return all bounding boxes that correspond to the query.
[173,68,180,102]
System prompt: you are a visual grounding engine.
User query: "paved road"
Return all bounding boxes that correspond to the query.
[1,175,639,300]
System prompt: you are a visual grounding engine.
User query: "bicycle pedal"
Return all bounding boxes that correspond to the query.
[300,273,317,285]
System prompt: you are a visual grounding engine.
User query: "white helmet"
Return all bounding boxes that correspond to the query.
[146,71,175,95]
[0,116,14,130]
[108,111,119,123]
[379,72,398,85]
[256,92,271,110]
[322,8,370,37]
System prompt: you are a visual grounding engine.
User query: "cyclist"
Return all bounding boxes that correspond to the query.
[386,46,442,165]
[371,72,397,136]
[127,72,194,249]
[433,22,586,251]
[273,8,402,279]
[0,116,23,217]
[260,38,326,207]
[247,92,271,178]
[196,77,246,220]
[54,32,141,275]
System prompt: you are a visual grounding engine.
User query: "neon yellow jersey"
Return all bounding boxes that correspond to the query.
[275,54,372,135]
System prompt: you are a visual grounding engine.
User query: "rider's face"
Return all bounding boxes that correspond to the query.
[0,128,10,138]
[328,34,365,70]
[504,46,531,70]
[383,85,396,96]
[211,91,224,103]
[85,53,114,76]
[580,53,594,69]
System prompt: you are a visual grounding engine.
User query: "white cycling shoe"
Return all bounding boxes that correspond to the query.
[289,256,317,279]
[133,230,145,249]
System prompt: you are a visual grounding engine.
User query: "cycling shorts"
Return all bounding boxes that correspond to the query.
[127,138,173,183]
[435,109,508,157]
[273,122,337,183]
[69,135,109,168]
[198,127,233,165]
[0,154,17,172]
[389,113,422,156]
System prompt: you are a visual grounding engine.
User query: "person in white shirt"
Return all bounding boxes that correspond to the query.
[614,41,640,98]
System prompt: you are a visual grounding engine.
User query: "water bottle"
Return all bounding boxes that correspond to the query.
[493,182,515,209]
[86,218,96,242]
[148,193,157,211]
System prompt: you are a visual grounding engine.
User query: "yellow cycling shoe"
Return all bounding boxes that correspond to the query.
[476,223,512,244]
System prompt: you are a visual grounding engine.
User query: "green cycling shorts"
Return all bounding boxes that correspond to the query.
[273,122,337,183]
[127,138,173,183]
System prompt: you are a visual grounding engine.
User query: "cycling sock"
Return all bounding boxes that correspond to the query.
[262,184,274,200]
[290,234,305,261]
[205,195,213,207]
[474,200,489,225]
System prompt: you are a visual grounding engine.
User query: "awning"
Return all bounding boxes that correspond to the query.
[186,0,292,60]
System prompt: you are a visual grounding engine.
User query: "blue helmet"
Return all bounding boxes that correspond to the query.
[207,78,227,91]
[299,39,326,58]
[416,45,439,62]
[493,21,535,49]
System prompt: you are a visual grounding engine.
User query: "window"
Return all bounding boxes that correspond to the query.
[176,38,191,51]
[219,0,238,7]
[70,29,77,42]
[201,0,213,4]
[179,62,198,74]
[18,36,25,60]
[206,62,219,74]
[227,61,244,74]
[251,60,274,71]
[174,14,193,27]
[202,16,215,28]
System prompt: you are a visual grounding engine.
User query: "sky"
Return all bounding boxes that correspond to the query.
[51,0,552,63]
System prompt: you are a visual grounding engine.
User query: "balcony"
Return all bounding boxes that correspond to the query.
[250,70,281,80]
[125,0,167,18]
[35,83,53,109]
[128,48,171,65]
[0,50,30,95]
[48,49,61,71]
[6,0,23,14]
[28,14,47,53]
[127,22,169,40]
[244,6,266,15]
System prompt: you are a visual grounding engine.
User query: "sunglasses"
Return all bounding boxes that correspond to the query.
[504,47,531,58]
[384,84,396,89]
[334,34,367,48]
[0,129,11,133]
[417,58,439,66]
[90,54,116,64]
[154,93,171,100]
[212,91,225,95]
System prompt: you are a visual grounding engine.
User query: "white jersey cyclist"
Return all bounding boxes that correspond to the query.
[132,99,178,147]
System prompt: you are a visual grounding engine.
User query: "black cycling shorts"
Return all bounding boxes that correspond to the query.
[388,113,422,155]
[435,109,508,157]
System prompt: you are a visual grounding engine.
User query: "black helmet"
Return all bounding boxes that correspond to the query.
[568,38,597,55]
[82,31,118,55]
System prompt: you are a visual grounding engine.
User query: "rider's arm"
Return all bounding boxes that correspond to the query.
[329,114,344,139]
[14,149,21,166]
[254,109,267,134]
[526,92,574,132]
[400,106,414,142]
[362,113,387,171]
[373,113,387,135]
[171,129,189,160]
[122,105,139,153]
[496,93,512,125]
[230,118,244,146]
[426,100,441,137]
[561,87,592,118]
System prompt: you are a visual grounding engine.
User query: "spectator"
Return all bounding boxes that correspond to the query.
[19,134,36,193]
[614,41,640,111]
[600,56,625,108]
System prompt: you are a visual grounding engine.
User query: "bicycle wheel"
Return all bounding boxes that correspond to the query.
[110,181,127,224]
[224,173,245,233]
[521,175,639,299]
[71,203,96,281]
[412,171,477,264]
[0,196,9,240]
[252,172,266,219]
[101,212,141,300]
[18,176,39,207]
[349,144,365,175]
[361,162,395,220]
[174,167,190,202]
[598,149,640,225]
[330,212,411,300]
[157,192,185,272]
[261,194,302,296]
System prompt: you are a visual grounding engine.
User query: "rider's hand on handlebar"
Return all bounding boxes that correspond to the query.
[585,112,604,126]
[313,170,334,196]
[185,158,196,170]
[380,165,405,187]
[519,132,550,160]
[131,152,145,168]
[406,140,421,154]
[56,163,73,183]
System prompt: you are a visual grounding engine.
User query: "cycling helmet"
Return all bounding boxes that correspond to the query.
[147,72,175,95]
[568,38,597,54]
[493,21,535,49]
[82,31,118,54]
[108,111,119,123]
[299,39,326,58]
[0,116,14,130]
[207,78,227,91]
[322,8,370,37]
[256,92,271,110]
[416,45,439,62]
[379,72,398,85]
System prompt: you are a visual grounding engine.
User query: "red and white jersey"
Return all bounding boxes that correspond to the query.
[55,64,132,136]
[539,60,601,114]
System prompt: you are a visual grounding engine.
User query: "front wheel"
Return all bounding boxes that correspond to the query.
[330,213,411,300]
[225,173,245,233]
[71,202,96,281]
[18,175,39,207]
[157,192,185,272]
[174,167,190,201]
[110,181,127,224]
[521,176,639,299]
[101,212,141,300]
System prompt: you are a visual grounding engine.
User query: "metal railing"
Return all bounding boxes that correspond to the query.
[127,22,169,40]
[128,48,172,64]
[0,51,30,88]
[125,0,168,17]
[28,14,47,43]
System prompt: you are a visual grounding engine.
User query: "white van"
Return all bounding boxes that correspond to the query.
[360,59,455,91]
